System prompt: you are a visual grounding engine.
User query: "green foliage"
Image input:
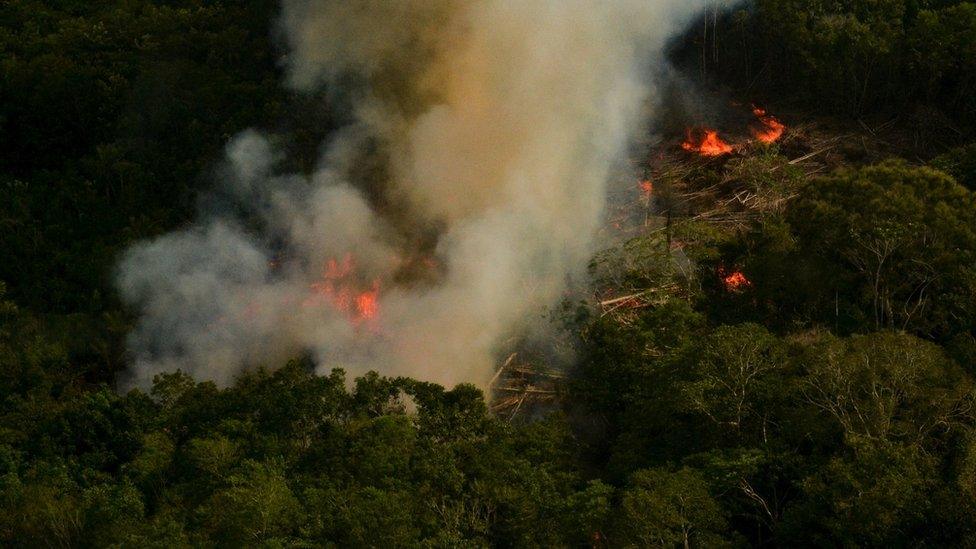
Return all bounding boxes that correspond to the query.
[660,161,976,540]
[932,141,976,189]
[731,160,976,339]
[796,331,973,445]
[574,299,706,423]
[792,161,976,335]
[3,1,976,547]
[724,149,804,198]
[617,467,732,547]
[303,486,420,547]
[701,1,976,127]
[0,0,285,316]
[782,440,936,546]
[0,361,621,546]
[201,458,304,544]
[570,300,976,545]
[909,3,976,122]
[673,324,789,436]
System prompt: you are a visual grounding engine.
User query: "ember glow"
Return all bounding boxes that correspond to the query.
[308,254,380,324]
[751,107,786,144]
[116,0,723,390]
[719,266,752,292]
[682,129,733,156]
[356,287,380,320]
[639,179,654,197]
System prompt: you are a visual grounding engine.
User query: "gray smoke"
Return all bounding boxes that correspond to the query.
[117,0,719,389]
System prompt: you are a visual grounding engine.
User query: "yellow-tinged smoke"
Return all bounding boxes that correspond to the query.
[117,0,721,389]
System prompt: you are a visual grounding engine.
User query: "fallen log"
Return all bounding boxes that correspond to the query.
[488,352,517,388]
[493,387,559,395]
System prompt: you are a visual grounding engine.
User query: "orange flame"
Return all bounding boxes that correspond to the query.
[718,267,752,292]
[355,283,380,320]
[307,254,380,323]
[682,129,733,157]
[719,266,752,292]
[639,179,653,197]
[723,271,750,290]
[751,107,785,144]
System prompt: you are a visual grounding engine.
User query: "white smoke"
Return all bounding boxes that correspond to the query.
[117,0,718,389]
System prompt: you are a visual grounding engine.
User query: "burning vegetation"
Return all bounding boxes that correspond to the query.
[118,0,697,390]
[680,105,787,158]
[719,266,752,292]
[307,255,381,325]
[751,106,786,144]
[11,0,976,546]
[591,97,809,334]
[682,128,734,156]
[639,179,654,197]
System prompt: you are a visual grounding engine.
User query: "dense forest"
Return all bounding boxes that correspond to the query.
[3,0,976,546]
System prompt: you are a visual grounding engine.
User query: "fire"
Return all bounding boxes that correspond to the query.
[682,129,733,157]
[307,254,380,323]
[751,107,785,144]
[639,179,653,197]
[719,266,751,292]
[355,284,380,320]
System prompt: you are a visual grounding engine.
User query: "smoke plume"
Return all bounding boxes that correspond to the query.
[117,0,717,389]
